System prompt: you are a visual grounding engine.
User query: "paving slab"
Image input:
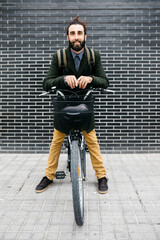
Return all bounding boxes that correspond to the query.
[0,153,160,240]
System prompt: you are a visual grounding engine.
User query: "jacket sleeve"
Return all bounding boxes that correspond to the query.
[90,51,109,89]
[43,53,67,91]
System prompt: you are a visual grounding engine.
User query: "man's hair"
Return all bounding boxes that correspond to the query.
[67,16,87,35]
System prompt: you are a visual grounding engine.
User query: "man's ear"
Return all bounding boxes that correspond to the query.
[67,35,69,41]
[85,34,87,40]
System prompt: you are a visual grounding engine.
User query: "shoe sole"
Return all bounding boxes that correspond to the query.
[35,182,53,193]
[98,189,108,194]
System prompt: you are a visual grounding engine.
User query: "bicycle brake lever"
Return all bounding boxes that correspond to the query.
[52,86,56,90]
[57,90,65,99]
[84,90,93,100]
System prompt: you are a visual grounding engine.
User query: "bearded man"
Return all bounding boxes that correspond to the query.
[35,16,109,194]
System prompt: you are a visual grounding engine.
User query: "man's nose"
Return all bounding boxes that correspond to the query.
[75,33,78,39]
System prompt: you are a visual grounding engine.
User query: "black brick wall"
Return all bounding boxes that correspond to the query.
[1,0,160,153]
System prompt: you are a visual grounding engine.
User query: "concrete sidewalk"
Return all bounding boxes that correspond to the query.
[0,153,160,240]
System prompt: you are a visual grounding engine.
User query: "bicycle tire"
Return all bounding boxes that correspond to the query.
[71,140,84,226]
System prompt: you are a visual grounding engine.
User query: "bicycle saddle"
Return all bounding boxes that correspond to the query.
[61,104,89,115]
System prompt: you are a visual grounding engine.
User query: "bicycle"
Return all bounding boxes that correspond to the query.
[40,87,114,226]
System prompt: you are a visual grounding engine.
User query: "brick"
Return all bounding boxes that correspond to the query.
[0,0,160,153]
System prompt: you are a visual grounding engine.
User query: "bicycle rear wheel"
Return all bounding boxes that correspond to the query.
[71,140,84,226]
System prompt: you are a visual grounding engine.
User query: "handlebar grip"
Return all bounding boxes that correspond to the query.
[102,89,115,93]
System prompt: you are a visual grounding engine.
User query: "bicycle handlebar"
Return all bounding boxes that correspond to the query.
[39,87,115,98]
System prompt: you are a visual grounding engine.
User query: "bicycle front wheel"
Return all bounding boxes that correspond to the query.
[71,140,84,226]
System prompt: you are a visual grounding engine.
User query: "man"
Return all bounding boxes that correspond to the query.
[36,16,109,194]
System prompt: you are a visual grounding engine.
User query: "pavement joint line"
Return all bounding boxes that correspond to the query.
[0,153,160,240]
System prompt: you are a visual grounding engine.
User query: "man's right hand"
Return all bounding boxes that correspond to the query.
[65,75,78,89]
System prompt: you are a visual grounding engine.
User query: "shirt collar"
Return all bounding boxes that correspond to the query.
[70,48,84,61]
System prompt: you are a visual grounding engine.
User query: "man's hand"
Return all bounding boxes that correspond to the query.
[78,76,93,89]
[65,75,78,89]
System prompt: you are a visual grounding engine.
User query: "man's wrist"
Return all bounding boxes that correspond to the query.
[63,76,68,86]
[89,76,93,83]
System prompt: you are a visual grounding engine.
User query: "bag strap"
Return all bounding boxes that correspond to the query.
[57,48,67,69]
[85,47,95,73]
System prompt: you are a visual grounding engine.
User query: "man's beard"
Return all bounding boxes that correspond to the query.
[69,39,85,52]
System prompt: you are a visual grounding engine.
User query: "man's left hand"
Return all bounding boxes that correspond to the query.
[78,76,93,89]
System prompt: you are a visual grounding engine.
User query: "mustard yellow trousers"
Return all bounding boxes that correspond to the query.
[45,129,106,180]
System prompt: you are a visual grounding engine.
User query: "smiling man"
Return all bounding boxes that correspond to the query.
[35,16,109,194]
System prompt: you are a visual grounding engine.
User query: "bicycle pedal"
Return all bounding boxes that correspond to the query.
[55,171,66,179]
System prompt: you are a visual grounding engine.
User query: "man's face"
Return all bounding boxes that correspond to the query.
[67,24,87,52]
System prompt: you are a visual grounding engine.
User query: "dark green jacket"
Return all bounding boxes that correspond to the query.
[43,47,109,133]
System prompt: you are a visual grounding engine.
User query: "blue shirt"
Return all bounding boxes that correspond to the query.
[64,48,84,85]
[71,49,84,72]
